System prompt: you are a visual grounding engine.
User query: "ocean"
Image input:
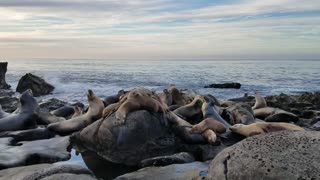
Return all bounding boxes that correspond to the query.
[5,59,320,103]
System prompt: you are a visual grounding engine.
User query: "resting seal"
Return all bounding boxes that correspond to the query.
[190,118,227,134]
[48,90,104,135]
[158,89,173,106]
[252,92,267,110]
[169,85,186,105]
[104,89,127,107]
[173,95,203,123]
[0,89,38,131]
[72,106,83,118]
[230,122,304,137]
[254,107,299,122]
[224,103,255,125]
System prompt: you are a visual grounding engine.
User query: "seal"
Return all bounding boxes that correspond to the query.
[35,110,66,125]
[115,88,166,124]
[0,105,10,119]
[173,95,203,123]
[190,118,227,134]
[102,103,119,118]
[104,89,127,107]
[158,89,173,106]
[169,85,186,105]
[72,106,83,118]
[252,92,267,110]
[47,89,104,135]
[51,106,75,119]
[230,122,304,137]
[254,107,299,122]
[0,89,38,131]
[225,103,255,125]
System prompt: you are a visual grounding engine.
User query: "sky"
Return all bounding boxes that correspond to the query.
[0,0,320,60]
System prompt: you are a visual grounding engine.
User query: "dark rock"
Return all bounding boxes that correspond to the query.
[38,98,68,112]
[311,121,320,131]
[0,128,55,142]
[72,110,176,166]
[0,136,71,169]
[16,73,54,97]
[114,161,208,180]
[204,83,241,89]
[0,89,14,97]
[0,163,96,180]
[207,131,320,180]
[139,152,195,168]
[0,62,11,89]
[0,96,18,113]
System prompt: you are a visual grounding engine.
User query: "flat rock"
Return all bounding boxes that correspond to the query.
[0,136,71,169]
[0,163,96,180]
[115,161,208,180]
[207,131,320,180]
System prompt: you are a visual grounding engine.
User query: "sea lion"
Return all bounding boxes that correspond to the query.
[35,110,66,125]
[72,106,83,118]
[252,92,267,110]
[230,122,304,137]
[158,89,173,106]
[254,107,299,122]
[225,103,255,125]
[220,101,237,108]
[47,90,104,135]
[228,93,249,102]
[0,105,10,119]
[173,95,203,123]
[169,85,186,105]
[190,118,227,134]
[0,89,38,131]
[115,88,166,124]
[51,106,75,119]
[104,89,127,107]
[102,103,120,118]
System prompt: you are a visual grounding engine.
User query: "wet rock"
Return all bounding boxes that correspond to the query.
[0,164,96,180]
[0,136,71,169]
[0,128,55,142]
[139,152,195,168]
[114,161,208,180]
[207,131,320,180]
[72,110,176,166]
[0,96,18,113]
[38,98,68,112]
[0,62,11,89]
[0,89,14,97]
[16,73,54,97]
[204,83,241,89]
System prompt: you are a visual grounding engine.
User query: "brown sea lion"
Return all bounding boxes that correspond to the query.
[169,85,186,105]
[230,122,304,137]
[173,95,203,123]
[225,103,255,125]
[254,107,299,122]
[158,89,173,106]
[190,118,227,134]
[47,90,104,135]
[102,103,120,119]
[104,89,127,107]
[72,106,83,118]
[252,92,267,110]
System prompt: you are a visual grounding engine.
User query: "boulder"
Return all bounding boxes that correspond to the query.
[114,162,208,180]
[204,83,241,89]
[0,62,11,89]
[0,164,96,180]
[139,152,195,168]
[207,131,320,180]
[16,73,54,97]
[72,110,177,166]
[0,136,71,169]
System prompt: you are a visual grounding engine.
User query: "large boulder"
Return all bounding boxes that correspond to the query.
[72,110,177,166]
[114,161,208,180]
[0,163,96,180]
[16,73,54,97]
[207,131,320,180]
[0,62,11,89]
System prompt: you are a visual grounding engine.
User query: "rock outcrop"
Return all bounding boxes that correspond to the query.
[16,73,54,97]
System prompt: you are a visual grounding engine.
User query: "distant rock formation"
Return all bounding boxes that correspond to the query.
[0,62,11,89]
[16,73,54,97]
[204,82,241,89]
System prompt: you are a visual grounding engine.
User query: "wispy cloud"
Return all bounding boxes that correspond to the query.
[0,0,319,59]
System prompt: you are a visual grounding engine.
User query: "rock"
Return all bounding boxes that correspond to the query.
[207,131,320,180]
[204,83,241,89]
[0,62,11,89]
[114,162,208,180]
[0,89,14,97]
[72,110,176,166]
[0,128,55,142]
[16,73,54,97]
[311,121,320,131]
[0,136,71,169]
[0,163,96,180]
[139,152,195,168]
[38,98,68,112]
[0,96,18,113]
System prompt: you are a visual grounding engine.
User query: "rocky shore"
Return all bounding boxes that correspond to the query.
[0,63,319,180]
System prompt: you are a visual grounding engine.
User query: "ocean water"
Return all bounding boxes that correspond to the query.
[5,59,320,103]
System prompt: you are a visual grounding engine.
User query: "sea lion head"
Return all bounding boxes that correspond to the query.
[19,89,38,113]
[87,89,96,101]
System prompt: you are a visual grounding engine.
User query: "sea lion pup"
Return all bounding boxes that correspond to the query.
[0,105,10,119]
[115,88,166,124]
[190,118,227,134]
[169,84,186,105]
[173,95,203,123]
[158,89,173,106]
[254,107,299,123]
[230,122,304,137]
[0,89,38,131]
[104,89,127,107]
[252,92,267,110]
[72,106,83,118]
[47,89,104,135]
